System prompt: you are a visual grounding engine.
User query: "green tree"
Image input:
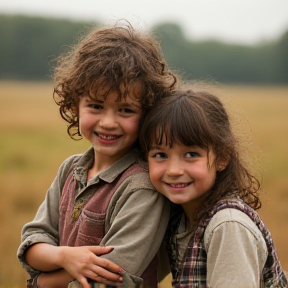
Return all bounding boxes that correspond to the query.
[277,30,288,82]
[0,14,98,80]
[153,22,287,84]
[0,15,287,83]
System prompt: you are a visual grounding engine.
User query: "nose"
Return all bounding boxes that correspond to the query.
[99,110,118,129]
[166,157,184,177]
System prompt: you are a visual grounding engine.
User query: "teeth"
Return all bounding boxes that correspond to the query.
[98,134,118,140]
[169,183,187,188]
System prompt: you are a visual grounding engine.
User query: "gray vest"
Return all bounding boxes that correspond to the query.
[166,198,288,288]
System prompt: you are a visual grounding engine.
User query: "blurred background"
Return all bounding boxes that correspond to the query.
[0,0,287,287]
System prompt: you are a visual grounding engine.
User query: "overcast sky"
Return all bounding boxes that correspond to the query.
[1,0,288,45]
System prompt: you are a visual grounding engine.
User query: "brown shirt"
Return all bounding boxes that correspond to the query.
[18,148,170,287]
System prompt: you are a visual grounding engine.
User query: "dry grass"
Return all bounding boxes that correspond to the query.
[0,81,287,287]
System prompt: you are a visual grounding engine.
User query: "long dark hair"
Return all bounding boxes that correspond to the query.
[140,89,261,220]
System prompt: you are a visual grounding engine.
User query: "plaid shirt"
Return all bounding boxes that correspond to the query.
[166,198,288,288]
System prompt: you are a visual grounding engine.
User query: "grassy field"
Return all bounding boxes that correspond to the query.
[0,81,287,287]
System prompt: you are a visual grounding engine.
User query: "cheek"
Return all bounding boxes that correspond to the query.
[203,169,217,190]
[124,118,140,136]
[79,115,93,132]
[148,162,163,186]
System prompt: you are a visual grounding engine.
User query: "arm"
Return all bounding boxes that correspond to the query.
[18,155,123,287]
[17,155,76,273]
[204,209,267,288]
[31,175,169,288]
[27,245,123,288]
[99,172,170,281]
[35,171,169,288]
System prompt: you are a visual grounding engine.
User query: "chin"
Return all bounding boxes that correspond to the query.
[168,197,186,205]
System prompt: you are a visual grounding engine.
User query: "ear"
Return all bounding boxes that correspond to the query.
[217,149,230,171]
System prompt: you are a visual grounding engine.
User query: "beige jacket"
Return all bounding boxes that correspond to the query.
[17,148,170,287]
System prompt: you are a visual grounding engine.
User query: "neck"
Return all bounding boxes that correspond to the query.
[181,194,208,227]
[182,205,197,228]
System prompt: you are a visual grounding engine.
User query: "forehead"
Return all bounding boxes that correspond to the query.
[90,80,143,102]
[91,90,142,110]
[124,80,143,98]
[149,123,210,150]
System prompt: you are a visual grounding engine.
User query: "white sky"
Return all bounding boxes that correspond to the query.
[1,0,288,44]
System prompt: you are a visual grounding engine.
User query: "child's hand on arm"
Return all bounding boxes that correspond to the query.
[58,245,124,286]
[26,244,124,288]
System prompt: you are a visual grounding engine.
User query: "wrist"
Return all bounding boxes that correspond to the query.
[55,246,68,267]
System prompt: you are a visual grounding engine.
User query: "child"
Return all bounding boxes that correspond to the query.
[140,88,288,287]
[17,22,177,288]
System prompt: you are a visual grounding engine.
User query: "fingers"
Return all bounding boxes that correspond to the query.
[91,276,122,286]
[86,246,124,274]
[67,246,124,286]
[95,257,124,274]
[89,265,123,282]
[79,268,123,287]
[77,276,95,288]
[89,245,114,256]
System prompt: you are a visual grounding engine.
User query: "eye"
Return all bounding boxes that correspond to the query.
[152,152,167,159]
[89,104,103,110]
[185,151,199,158]
[119,107,136,114]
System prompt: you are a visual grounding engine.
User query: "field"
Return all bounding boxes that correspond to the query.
[0,81,287,287]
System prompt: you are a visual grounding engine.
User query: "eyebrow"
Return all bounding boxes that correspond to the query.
[86,98,137,106]
[85,98,103,103]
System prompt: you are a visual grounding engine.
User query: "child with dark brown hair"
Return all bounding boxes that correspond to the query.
[140,88,287,287]
[17,21,177,288]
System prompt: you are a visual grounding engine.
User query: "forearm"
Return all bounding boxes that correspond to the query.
[26,243,66,271]
[37,269,73,288]
[27,245,124,288]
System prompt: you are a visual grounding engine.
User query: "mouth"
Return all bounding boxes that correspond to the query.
[166,182,192,188]
[95,132,121,140]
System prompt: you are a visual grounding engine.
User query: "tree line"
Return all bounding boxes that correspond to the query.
[0,14,287,84]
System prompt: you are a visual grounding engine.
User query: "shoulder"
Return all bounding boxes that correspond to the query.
[57,153,83,178]
[120,160,155,191]
[204,208,269,286]
[110,163,166,206]
[118,169,159,204]
[204,208,267,252]
[62,153,83,166]
[207,208,258,231]
[106,164,169,224]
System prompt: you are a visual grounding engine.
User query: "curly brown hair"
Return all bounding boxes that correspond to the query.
[140,88,261,221]
[53,21,177,139]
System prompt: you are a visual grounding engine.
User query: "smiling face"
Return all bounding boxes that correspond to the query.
[148,141,218,215]
[78,82,142,168]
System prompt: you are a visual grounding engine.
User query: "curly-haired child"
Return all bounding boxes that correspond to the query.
[17,21,177,288]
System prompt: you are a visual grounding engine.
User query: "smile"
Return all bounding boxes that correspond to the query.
[96,133,120,140]
[166,182,191,188]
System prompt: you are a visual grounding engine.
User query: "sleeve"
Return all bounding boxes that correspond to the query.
[99,172,170,281]
[204,209,268,288]
[17,155,78,274]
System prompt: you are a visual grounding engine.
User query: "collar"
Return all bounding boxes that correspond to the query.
[73,147,139,185]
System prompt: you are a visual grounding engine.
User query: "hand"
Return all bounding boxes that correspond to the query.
[57,246,124,288]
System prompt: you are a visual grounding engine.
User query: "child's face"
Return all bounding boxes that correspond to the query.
[148,141,217,211]
[78,82,142,165]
